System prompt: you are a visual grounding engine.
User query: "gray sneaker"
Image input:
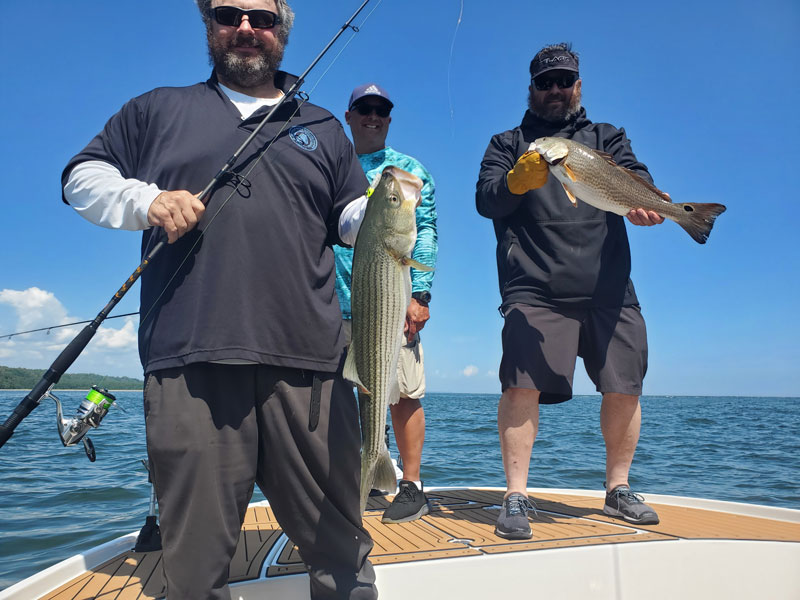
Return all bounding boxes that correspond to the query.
[603,485,660,525]
[494,493,537,539]
[382,480,430,524]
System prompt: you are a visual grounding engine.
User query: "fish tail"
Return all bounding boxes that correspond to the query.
[358,448,397,515]
[373,447,397,496]
[676,203,727,244]
[359,459,375,515]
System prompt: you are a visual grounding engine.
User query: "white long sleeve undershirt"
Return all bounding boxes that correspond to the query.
[338,194,367,247]
[65,160,161,230]
[65,161,368,244]
[62,81,368,243]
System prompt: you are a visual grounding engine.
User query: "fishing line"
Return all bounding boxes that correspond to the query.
[304,0,384,96]
[0,313,139,340]
[447,0,464,133]
[139,0,384,328]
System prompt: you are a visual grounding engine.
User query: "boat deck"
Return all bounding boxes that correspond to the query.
[37,488,800,600]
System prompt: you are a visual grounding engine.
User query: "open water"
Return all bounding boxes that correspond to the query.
[1,390,798,590]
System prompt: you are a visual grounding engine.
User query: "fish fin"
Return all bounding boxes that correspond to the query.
[563,163,578,182]
[594,150,619,166]
[594,149,671,203]
[593,150,674,202]
[403,257,433,271]
[561,183,579,207]
[675,202,727,244]
[359,449,397,514]
[386,245,409,266]
[374,448,398,495]
[619,168,674,203]
[343,342,370,394]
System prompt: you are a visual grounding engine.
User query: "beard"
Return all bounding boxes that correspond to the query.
[207,30,285,89]
[528,85,582,124]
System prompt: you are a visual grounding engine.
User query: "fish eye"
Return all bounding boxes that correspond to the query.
[389,195,399,205]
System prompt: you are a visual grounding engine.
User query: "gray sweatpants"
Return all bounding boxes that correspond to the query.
[144,363,376,600]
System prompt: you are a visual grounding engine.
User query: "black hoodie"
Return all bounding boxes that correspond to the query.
[476,108,653,310]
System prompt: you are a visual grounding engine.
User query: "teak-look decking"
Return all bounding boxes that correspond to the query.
[38,488,800,600]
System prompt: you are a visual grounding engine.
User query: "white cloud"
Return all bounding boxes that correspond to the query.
[462,365,479,377]
[0,287,68,330]
[0,288,141,378]
[95,319,138,349]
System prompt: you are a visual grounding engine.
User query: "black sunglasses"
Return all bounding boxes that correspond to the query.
[352,103,391,118]
[532,73,578,91]
[212,6,281,29]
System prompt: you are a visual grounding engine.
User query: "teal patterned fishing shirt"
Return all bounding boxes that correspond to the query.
[334,146,438,319]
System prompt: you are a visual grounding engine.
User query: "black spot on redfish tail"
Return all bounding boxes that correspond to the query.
[677,203,727,244]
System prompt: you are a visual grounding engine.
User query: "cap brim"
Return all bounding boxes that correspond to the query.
[349,94,394,110]
[533,65,580,78]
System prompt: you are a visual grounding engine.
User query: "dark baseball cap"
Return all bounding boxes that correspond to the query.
[348,83,394,110]
[529,44,579,79]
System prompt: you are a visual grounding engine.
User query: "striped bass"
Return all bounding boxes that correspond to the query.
[533,137,726,244]
[343,166,431,514]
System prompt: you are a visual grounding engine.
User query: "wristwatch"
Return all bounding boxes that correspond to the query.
[412,291,431,305]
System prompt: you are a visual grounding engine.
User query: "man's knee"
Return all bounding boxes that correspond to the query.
[503,387,540,404]
[602,392,639,405]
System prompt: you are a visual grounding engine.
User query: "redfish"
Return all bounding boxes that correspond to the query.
[534,137,726,244]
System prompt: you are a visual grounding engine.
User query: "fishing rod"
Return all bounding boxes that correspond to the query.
[0,0,376,457]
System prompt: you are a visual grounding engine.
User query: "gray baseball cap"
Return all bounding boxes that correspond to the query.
[348,83,394,110]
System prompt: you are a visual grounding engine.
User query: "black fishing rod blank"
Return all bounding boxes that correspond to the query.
[0,0,375,451]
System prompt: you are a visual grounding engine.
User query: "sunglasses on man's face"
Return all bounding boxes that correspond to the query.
[352,103,391,118]
[212,6,281,29]
[532,73,578,91]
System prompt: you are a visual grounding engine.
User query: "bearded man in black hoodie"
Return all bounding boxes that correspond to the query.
[476,43,664,540]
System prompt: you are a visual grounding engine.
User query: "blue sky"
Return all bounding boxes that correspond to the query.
[0,0,798,396]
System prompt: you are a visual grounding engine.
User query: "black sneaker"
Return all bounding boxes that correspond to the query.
[382,480,430,524]
[603,485,660,525]
[494,493,537,540]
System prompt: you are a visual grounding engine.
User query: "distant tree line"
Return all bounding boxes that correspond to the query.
[0,365,143,390]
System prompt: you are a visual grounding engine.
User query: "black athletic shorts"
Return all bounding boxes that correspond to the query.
[499,303,648,404]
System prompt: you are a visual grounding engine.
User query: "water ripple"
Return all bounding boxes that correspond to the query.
[1,391,799,590]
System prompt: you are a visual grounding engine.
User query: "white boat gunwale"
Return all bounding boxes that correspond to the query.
[2,486,799,600]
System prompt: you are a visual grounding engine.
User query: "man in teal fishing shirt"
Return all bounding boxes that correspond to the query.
[337,83,438,524]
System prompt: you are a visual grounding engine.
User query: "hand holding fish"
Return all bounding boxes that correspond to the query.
[405,298,430,341]
[506,150,549,195]
[626,208,665,227]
